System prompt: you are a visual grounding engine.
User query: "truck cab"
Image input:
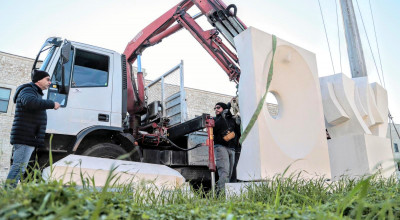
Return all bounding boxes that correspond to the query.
[33,37,213,184]
[44,40,126,135]
[33,37,137,163]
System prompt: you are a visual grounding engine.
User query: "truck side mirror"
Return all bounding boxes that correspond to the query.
[58,42,72,94]
[61,42,71,64]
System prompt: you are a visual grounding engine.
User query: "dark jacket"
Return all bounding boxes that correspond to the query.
[10,82,54,148]
[214,111,241,149]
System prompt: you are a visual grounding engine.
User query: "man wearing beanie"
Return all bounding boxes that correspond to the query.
[5,70,60,188]
[213,101,241,193]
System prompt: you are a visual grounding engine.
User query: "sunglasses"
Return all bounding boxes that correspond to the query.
[214,106,222,110]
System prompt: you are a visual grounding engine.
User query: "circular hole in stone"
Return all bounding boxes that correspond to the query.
[266,91,279,119]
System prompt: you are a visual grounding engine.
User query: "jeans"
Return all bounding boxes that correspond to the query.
[6,144,35,188]
[214,144,235,192]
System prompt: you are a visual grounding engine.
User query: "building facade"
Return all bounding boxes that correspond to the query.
[0,51,33,180]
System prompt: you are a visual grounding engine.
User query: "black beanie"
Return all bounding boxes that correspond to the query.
[32,70,50,83]
[215,102,228,110]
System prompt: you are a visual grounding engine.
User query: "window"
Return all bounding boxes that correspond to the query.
[48,46,75,107]
[71,49,109,87]
[51,47,74,86]
[0,88,11,113]
[394,143,399,153]
[39,46,57,71]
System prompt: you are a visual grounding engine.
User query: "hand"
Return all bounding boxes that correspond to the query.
[54,102,60,110]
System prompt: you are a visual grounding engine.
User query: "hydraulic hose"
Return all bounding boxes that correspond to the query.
[160,135,204,151]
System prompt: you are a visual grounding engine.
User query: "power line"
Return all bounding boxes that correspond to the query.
[368,0,386,88]
[318,0,336,75]
[352,0,397,143]
[367,0,396,137]
[354,0,384,86]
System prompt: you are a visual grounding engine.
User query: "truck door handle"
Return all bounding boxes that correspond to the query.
[98,114,109,122]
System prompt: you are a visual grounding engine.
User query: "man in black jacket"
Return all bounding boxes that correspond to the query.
[5,70,60,188]
[213,102,241,192]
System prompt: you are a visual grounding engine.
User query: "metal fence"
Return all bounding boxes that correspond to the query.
[145,61,188,127]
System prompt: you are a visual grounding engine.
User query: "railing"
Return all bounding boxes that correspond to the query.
[145,60,188,126]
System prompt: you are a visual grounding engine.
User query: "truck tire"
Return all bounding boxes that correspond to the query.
[82,143,130,160]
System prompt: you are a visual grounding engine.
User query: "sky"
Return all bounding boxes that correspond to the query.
[0,0,399,120]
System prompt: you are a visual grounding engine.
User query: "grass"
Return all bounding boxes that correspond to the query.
[1,164,400,220]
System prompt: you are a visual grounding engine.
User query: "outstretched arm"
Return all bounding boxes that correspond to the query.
[19,88,55,110]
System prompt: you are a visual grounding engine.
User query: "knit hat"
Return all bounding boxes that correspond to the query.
[32,70,50,83]
[215,102,228,110]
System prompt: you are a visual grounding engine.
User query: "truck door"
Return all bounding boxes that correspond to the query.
[46,47,113,135]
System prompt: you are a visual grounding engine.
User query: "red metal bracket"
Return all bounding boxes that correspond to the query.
[205,116,216,172]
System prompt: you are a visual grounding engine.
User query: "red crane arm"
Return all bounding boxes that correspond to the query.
[123,0,246,116]
[123,1,195,64]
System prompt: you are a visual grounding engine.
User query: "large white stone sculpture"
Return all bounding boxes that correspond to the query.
[235,27,331,181]
[320,74,395,179]
[42,155,186,189]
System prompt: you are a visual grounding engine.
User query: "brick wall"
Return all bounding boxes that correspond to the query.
[185,87,232,118]
[0,51,33,180]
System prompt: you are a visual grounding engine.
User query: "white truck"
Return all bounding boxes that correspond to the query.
[32,0,245,183]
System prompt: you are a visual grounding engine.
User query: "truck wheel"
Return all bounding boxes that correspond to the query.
[82,143,130,160]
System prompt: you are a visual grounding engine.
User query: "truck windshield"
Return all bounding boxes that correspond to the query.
[38,46,57,71]
[32,37,62,72]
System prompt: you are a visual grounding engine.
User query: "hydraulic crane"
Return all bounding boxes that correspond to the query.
[123,0,246,121]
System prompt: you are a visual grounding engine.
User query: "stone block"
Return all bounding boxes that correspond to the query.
[328,134,395,179]
[320,74,371,137]
[320,74,395,178]
[42,155,186,189]
[235,27,331,181]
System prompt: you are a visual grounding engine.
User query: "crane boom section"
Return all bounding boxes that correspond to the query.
[123,0,246,115]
